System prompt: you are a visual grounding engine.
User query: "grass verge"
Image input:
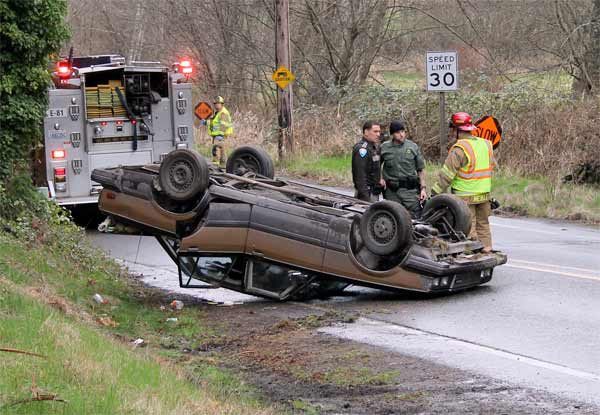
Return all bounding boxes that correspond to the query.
[280,154,600,223]
[0,233,275,415]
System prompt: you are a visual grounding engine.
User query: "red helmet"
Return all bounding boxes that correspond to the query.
[450,112,477,131]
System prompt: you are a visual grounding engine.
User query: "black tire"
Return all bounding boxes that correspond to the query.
[422,194,472,236]
[226,146,274,179]
[360,201,413,256]
[158,149,209,202]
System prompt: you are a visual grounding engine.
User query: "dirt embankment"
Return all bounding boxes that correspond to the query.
[187,300,596,414]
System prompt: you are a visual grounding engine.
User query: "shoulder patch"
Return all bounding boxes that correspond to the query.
[361,142,368,148]
[359,148,368,158]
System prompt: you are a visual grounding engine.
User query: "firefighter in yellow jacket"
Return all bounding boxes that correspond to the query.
[207,96,234,166]
[431,112,496,252]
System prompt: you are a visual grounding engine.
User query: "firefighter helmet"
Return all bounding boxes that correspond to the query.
[214,96,225,104]
[450,112,477,131]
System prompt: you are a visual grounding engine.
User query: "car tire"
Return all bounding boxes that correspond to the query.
[422,194,472,236]
[226,146,275,178]
[360,201,413,256]
[158,149,209,202]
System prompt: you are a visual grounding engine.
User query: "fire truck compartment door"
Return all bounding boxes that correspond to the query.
[90,151,152,183]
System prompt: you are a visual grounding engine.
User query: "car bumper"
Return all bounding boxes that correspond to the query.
[404,252,508,292]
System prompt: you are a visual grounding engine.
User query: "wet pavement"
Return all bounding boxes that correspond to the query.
[88,212,600,407]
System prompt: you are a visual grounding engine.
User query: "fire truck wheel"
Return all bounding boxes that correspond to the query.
[159,149,209,202]
[226,146,275,179]
[360,201,413,256]
[422,194,472,236]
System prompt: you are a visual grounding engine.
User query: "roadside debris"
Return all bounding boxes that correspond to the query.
[97,217,113,233]
[96,316,118,327]
[170,300,184,310]
[131,338,145,348]
[166,317,178,323]
[92,293,107,304]
[0,347,46,358]
[8,375,67,407]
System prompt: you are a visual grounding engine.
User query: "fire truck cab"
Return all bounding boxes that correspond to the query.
[43,54,194,205]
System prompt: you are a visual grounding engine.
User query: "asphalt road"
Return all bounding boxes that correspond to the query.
[88,214,600,406]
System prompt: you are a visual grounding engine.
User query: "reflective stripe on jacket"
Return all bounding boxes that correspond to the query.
[450,137,492,196]
[208,106,233,137]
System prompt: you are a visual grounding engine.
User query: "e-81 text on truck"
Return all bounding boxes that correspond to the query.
[42,54,194,205]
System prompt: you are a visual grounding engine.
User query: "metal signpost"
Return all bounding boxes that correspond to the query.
[426,51,458,161]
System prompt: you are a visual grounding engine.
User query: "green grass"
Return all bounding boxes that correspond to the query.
[377,68,573,97]
[281,154,352,184]
[291,399,320,414]
[0,284,208,414]
[379,71,423,89]
[509,71,572,93]
[282,154,600,223]
[0,234,275,415]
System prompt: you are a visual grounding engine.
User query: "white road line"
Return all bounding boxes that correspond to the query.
[504,263,600,282]
[510,258,600,274]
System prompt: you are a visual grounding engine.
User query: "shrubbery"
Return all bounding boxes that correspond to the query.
[282,77,600,181]
[0,0,69,178]
[0,167,103,271]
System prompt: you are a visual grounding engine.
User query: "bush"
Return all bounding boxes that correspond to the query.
[0,0,70,178]
[229,77,598,182]
[0,166,105,272]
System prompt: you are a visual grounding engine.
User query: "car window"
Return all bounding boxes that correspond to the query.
[179,256,233,281]
[246,260,310,299]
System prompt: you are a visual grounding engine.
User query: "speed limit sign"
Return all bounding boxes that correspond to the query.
[426,51,458,91]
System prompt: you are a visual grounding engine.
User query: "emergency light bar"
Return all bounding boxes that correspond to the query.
[56,60,72,79]
[173,59,193,75]
[180,60,193,74]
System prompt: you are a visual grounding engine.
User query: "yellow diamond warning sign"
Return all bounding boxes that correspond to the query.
[272,66,295,89]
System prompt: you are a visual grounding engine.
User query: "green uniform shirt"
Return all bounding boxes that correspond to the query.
[380,139,425,181]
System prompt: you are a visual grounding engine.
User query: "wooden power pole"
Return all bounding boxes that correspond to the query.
[275,0,293,159]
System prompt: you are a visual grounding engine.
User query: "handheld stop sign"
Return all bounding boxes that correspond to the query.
[473,115,502,149]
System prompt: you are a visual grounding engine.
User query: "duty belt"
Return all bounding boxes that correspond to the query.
[386,177,420,191]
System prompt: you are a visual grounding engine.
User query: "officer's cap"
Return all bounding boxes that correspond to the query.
[389,121,405,135]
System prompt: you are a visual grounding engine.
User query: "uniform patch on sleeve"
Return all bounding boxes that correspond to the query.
[359,148,368,158]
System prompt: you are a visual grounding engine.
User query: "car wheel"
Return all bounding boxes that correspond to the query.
[226,146,274,178]
[158,149,209,202]
[360,201,413,256]
[422,194,472,236]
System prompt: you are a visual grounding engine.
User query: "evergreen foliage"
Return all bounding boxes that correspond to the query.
[0,0,70,178]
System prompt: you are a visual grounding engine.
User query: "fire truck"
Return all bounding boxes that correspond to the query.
[42,54,194,205]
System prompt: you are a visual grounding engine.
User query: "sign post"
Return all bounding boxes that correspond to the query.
[274,0,294,159]
[426,51,458,161]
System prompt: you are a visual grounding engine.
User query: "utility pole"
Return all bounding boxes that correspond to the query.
[275,0,293,159]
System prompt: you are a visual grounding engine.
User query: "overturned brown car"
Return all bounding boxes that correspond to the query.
[92,146,507,300]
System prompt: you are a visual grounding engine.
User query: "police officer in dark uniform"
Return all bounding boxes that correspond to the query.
[380,121,427,217]
[352,121,382,202]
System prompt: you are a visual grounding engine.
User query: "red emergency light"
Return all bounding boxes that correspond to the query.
[53,167,66,176]
[51,149,66,160]
[56,60,71,79]
[180,60,193,74]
